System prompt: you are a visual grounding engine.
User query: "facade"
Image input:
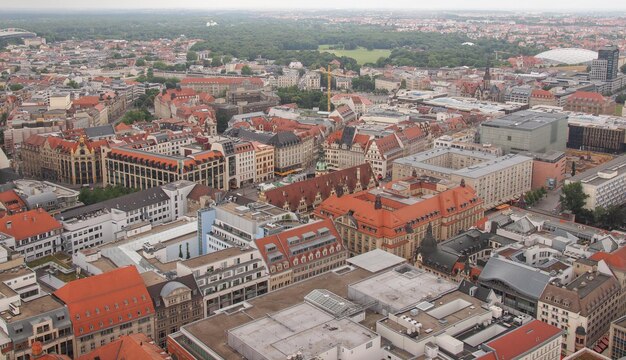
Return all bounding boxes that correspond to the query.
[255,219,348,291]
[259,163,377,216]
[176,247,269,316]
[179,77,264,96]
[529,151,567,189]
[314,184,484,260]
[506,85,532,104]
[530,89,558,107]
[251,141,274,183]
[0,209,62,261]
[564,91,616,116]
[21,135,107,186]
[53,266,155,357]
[0,295,73,360]
[146,274,204,349]
[393,148,533,209]
[76,333,168,360]
[609,316,626,360]
[479,110,568,154]
[375,77,401,92]
[538,272,621,355]
[567,115,626,153]
[566,154,626,210]
[102,147,225,191]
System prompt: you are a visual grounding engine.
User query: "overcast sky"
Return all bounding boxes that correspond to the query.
[4,0,625,11]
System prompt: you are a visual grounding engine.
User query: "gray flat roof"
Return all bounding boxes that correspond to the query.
[349,265,457,312]
[481,110,567,131]
[347,249,406,273]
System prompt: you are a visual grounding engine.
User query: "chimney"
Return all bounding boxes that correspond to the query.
[374,194,382,210]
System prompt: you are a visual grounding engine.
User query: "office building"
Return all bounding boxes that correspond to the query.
[179,77,264,96]
[597,45,620,81]
[564,91,616,116]
[479,110,568,154]
[314,183,484,260]
[609,315,626,360]
[393,148,533,209]
[566,154,626,210]
[0,209,62,261]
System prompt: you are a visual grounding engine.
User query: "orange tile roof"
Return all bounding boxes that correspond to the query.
[0,209,61,241]
[77,333,169,360]
[255,218,342,271]
[531,89,554,98]
[0,190,26,215]
[314,185,482,239]
[73,96,100,108]
[54,266,155,338]
[485,320,561,360]
[567,91,607,103]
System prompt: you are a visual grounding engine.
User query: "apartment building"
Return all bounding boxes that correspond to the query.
[566,154,626,210]
[255,219,348,291]
[53,266,155,357]
[102,147,225,191]
[154,88,199,119]
[314,184,484,260]
[0,295,73,360]
[176,247,269,316]
[0,209,62,261]
[208,138,255,188]
[59,181,198,254]
[146,274,204,349]
[530,89,558,107]
[538,272,621,355]
[479,110,568,154]
[505,85,532,104]
[375,77,401,92]
[21,135,107,186]
[179,77,264,96]
[564,91,616,116]
[393,148,533,209]
[251,141,274,183]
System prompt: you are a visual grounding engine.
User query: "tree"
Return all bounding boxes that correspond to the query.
[560,182,589,215]
[186,51,198,62]
[621,63,626,75]
[121,109,153,125]
[112,52,122,59]
[67,80,80,89]
[8,84,23,91]
[400,79,407,89]
[178,244,183,259]
[135,58,146,67]
[78,185,137,205]
[241,65,253,75]
[186,243,190,259]
[571,162,576,176]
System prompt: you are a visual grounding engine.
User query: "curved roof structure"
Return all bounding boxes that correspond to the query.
[535,48,598,65]
[159,281,189,298]
[0,28,37,40]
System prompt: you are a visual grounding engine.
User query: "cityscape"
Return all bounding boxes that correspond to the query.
[1,2,626,360]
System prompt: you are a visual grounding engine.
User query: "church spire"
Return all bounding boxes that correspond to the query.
[420,223,437,253]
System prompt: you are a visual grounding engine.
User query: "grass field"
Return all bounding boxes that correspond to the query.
[318,45,391,65]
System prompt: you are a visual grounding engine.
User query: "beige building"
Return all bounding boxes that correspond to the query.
[21,135,106,186]
[609,315,626,359]
[393,148,533,209]
[251,141,274,182]
[102,147,226,190]
[375,77,401,92]
[538,271,621,356]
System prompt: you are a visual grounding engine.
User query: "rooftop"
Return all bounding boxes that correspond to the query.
[2,294,64,323]
[178,267,374,359]
[349,265,457,313]
[568,153,626,187]
[481,110,567,131]
[346,249,406,273]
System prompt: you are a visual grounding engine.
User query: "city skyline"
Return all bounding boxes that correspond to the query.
[3,0,626,11]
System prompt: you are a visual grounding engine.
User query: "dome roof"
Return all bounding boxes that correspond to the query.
[535,48,598,65]
[160,281,189,298]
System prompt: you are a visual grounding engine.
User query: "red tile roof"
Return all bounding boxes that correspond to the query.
[0,190,27,216]
[0,209,61,241]
[530,89,554,98]
[73,96,100,108]
[567,91,607,103]
[589,246,626,272]
[54,266,155,337]
[262,164,377,212]
[77,333,168,360]
[485,320,562,360]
